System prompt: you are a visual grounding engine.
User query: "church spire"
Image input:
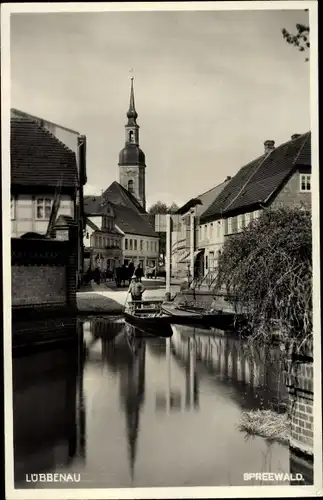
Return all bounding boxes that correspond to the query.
[127,77,138,126]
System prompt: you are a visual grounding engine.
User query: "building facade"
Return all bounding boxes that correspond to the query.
[123,233,159,269]
[83,200,123,273]
[84,189,159,272]
[10,109,87,278]
[11,116,80,235]
[169,180,230,278]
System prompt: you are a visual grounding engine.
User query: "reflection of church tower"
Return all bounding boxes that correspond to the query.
[118,78,146,210]
[119,342,146,483]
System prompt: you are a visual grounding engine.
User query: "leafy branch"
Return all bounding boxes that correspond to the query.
[282,23,310,62]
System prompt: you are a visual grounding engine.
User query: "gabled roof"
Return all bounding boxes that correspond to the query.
[85,217,100,231]
[195,180,230,218]
[84,195,157,238]
[11,117,78,188]
[103,181,147,214]
[112,204,157,237]
[176,180,229,216]
[201,132,311,222]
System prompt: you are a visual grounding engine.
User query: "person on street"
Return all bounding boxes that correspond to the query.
[128,261,135,278]
[135,263,143,282]
[129,275,146,308]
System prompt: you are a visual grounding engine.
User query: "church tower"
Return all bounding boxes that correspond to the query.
[119,78,146,210]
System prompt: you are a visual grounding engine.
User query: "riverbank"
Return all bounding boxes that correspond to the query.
[239,409,290,445]
[77,281,181,315]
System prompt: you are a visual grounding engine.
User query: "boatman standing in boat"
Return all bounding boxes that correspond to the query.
[129,275,146,308]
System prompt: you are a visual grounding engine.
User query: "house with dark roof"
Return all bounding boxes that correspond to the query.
[197,132,311,276]
[83,198,123,274]
[83,187,159,272]
[10,111,87,278]
[169,179,230,278]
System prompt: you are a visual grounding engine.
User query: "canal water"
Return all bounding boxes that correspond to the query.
[12,316,307,489]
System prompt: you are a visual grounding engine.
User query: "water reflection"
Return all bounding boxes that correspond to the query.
[171,325,288,412]
[13,319,86,485]
[12,317,312,488]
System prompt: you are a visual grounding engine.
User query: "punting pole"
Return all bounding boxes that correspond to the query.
[166,214,171,298]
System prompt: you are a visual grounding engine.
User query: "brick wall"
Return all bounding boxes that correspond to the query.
[272,171,311,209]
[11,236,77,312]
[285,339,313,456]
[12,266,66,307]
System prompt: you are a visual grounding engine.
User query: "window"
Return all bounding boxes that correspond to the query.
[140,240,143,251]
[231,216,238,233]
[125,238,128,250]
[240,214,246,230]
[130,239,133,250]
[204,225,207,239]
[147,241,149,251]
[228,217,232,234]
[11,196,15,220]
[36,198,52,219]
[134,239,137,251]
[209,251,214,270]
[128,179,134,194]
[155,241,158,252]
[224,219,228,234]
[210,223,213,239]
[217,221,221,237]
[129,130,134,143]
[300,174,311,192]
[205,255,208,270]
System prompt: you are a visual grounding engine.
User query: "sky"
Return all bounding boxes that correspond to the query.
[10,6,310,208]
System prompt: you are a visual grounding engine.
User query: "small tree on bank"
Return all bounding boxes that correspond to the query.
[215,206,312,349]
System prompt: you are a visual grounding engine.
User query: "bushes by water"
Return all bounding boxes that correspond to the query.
[215,206,312,350]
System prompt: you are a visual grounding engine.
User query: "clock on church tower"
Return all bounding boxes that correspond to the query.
[118,77,146,211]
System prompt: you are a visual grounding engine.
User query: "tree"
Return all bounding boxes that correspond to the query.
[282,22,310,62]
[148,201,179,215]
[215,206,312,349]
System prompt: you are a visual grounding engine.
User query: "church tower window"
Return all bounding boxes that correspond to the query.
[128,179,134,194]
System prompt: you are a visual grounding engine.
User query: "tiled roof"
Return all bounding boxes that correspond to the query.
[84,195,157,238]
[200,132,311,222]
[177,180,229,216]
[11,117,78,188]
[195,180,230,218]
[112,204,158,237]
[103,181,147,214]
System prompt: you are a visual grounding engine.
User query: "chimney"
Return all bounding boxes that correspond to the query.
[225,176,232,181]
[264,140,275,154]
[291,133,301,140]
